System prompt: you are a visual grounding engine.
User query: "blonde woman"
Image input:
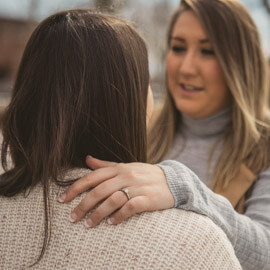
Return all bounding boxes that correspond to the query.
[59,0,270,269]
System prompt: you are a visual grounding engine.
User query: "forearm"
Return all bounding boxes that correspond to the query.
[158,160,270,270]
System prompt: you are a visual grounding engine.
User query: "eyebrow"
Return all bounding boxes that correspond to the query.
[170,37,210,44]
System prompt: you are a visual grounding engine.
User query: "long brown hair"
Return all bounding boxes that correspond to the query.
[0,9,149,263]
[148,0,270,188]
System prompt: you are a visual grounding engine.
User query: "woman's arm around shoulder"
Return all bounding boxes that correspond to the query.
[159,160,270,270]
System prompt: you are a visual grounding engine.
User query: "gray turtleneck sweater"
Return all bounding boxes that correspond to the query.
[158,109,270,270]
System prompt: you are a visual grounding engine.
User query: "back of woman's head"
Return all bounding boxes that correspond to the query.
[1,9,149,196]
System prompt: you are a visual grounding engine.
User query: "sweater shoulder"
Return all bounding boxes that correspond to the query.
[0,183,241,269]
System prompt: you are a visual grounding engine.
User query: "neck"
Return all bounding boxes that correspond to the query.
[181,107,232,137]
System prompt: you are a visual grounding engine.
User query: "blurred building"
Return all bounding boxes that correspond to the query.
[0,17,36,107]
[0,0,269,107]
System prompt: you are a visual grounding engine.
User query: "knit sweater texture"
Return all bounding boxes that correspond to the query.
[0,169,241,270]
[158,108,270,270]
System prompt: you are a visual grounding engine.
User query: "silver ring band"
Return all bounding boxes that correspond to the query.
[120,188,131,200]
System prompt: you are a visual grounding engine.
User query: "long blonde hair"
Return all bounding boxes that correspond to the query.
[148,0,270,189]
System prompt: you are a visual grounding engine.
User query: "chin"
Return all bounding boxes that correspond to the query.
[175,101,203,119]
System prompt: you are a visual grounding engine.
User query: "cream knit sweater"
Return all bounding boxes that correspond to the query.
[0,169,241,270]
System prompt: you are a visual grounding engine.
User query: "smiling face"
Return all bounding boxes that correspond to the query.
[166,10,232,119]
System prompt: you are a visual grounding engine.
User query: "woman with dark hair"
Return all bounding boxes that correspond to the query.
[0,9,241,269]
[62,1,270,269]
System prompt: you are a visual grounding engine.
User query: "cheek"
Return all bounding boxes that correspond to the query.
[166,54,178,98]
[166,53,176,78]
[205,61,226,88]
[205,61,231,104]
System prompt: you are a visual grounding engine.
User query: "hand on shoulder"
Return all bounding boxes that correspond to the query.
[59,156,175,227]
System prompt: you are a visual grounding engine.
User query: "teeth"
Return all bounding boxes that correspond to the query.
[184,85,197,90]
[181,84,202,91]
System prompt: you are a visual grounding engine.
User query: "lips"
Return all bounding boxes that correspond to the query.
[179,83,203,91]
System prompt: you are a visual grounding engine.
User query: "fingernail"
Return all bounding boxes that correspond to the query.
[69,213,77,223]
[86,155,92,159]
[84,218,93,228]
[107,218,115,225]
[58,193,66,203]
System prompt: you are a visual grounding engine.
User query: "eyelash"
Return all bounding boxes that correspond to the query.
[171,46,215,56]
[171,46,185,53]
[201,49,214,55]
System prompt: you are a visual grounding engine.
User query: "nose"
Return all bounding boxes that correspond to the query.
[179,51,197,78]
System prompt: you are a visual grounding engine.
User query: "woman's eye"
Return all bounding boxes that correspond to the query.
[201,49,215,55]
[171,46,185,53]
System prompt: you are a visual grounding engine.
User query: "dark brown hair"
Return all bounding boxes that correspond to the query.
[0,9,149,264]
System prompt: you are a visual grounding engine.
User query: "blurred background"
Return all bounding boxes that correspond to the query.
[0,0,269,108]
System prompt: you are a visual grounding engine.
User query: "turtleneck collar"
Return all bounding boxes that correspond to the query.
[181,107,232,137]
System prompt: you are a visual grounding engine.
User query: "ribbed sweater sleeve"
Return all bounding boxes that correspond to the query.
[158,160,270,270]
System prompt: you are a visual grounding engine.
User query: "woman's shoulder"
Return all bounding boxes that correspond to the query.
[43,203,241,269]
[0,189,241,269]
[0,169,241,269]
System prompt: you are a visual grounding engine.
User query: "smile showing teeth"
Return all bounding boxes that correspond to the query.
[180,83,203,91]
[185,85,196,90]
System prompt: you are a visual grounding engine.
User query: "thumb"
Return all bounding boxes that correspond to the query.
[85,155,117,170]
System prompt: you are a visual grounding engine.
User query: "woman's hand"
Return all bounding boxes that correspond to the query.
[59,156,175,227]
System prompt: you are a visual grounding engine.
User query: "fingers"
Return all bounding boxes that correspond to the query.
[59,163,173,228]
[84,191,128,228]
[69,177,125,222]
[86,155,117,170]
[108,196,149,225]
[59,166,118,203]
